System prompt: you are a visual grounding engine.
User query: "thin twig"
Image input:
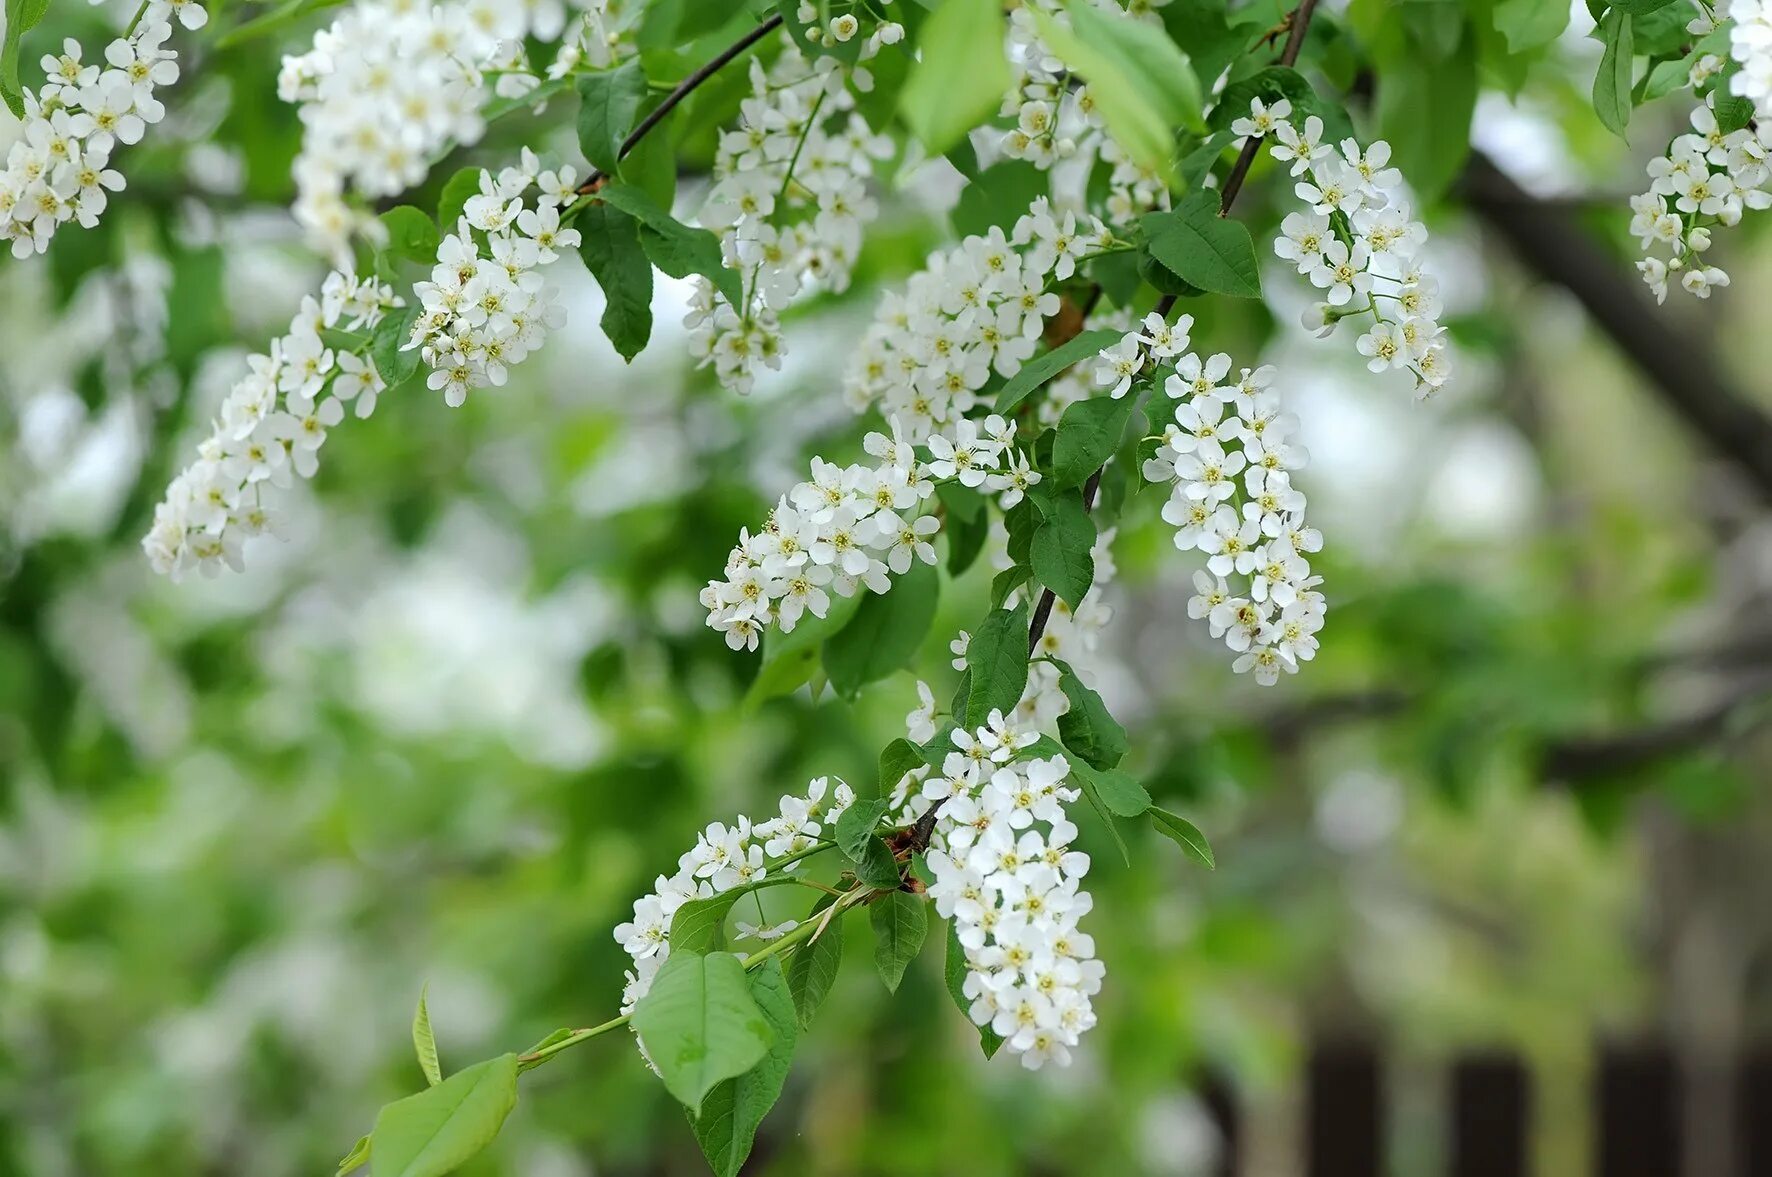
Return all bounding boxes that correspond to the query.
[578,13,785,194]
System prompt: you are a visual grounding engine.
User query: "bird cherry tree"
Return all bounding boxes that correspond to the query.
[2,0,1762,1172]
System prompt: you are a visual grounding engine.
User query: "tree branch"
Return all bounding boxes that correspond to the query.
[1462,152,1772,503]
[578,13,785,194]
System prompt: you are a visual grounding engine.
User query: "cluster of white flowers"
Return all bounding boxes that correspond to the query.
[406,160,578,407]
[1095,314,1327,685]
[0,1,203,259]
[1628,93,1771,302]
[896,717,1101,1070]
[685,43,893,394]
[845,198,1117,441]
[998,2,1169,222]
[1234,100,1452,396]
[702,414,1034,650]
[278,0,599,258]
[142,273,401,579]
[1731,0,1772,111]
[612,775,858,1012]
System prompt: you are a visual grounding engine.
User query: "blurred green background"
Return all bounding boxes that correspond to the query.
[6,2,1772,1175]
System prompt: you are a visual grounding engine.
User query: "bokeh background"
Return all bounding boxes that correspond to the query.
[5,2,1772,1175]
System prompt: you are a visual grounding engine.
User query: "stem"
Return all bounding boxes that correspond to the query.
[578,12,786,193]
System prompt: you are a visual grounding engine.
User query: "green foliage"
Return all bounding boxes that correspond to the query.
[993,328,1125,414]
[1031,491,1097,609]
[785,898,845,1028]
[379,207,441,266]
[411,985,442,1088]
[368,1055,520,1177]
[1054,664,1127,770]
[577,62,649,175]
[0,0,52,117]
[823,559,940,698]
[597,183,744,308]
[672,893,744,953]
[688,959,797,1177]
[962,600,1031,726]
[436,167,483,230]
[1148,806,1215,869]
[943,922,1004,1058]
[1141,191,1262,299]
[1032,0,1204,179]
[1593,9,1636,138]
[576,203,656,362]
[1052,393,1136,489]
[869,890,929,993]
[368,303,423,389]
[631,951,774,1115]
[899,0,1011,155]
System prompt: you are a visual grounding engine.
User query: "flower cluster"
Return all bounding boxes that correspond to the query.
[1731,0,1772,112]
[278,0,596,258]
[612,775,858,1012]
[406,160,578,407]
[1092,314,1327,685]
[685,43,893,394]
[142,273,401,579]
[845,198,1117,441]
[0,1,202,259]
[998,2,1169,221]
[702,415,1031,650]
[1628,93,1771,302]
[1235,100,1452,396]
[903,718,1102,1070]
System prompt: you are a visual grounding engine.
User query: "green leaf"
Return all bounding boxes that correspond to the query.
[369,1054,519,1177]
[1031,493,1096,609]
[1141,190,1261,299]
[1149,806,1215,869]
[834,798,892,861]
[1209,67,1353,146]
[869,891,928,993]
[936,482,988,576]
[671,892,742,954]
[1075,768,1132,867]
[993,328,1126,414]
[1051,393,1135,490]
[1,0,53,118]
[578,62,648,175]
[1032,2,1203,178]
[576,203,655,362]
[379,207,440,266]
[899,0,1012,156]
[943,921,1004,1057]
[631,951,774,1116]
[596,182,743,309]
[1375,34,1478,199]
[952,162,1049,239]
[785,895,845,1029]
[337,1134,372,1176]
[1055,668,1127,771]
[823,559,940,698]
[436,168,483,231]
[368,303,423,391]
[745,590,864,707]
[1494,0,1570,53]
[1715,94,1756,134]
[963,600,1031,727]
[689,958,798,1177]
[411,985,442,1088]
[879,738,925,796]
[1593,10,1635,138]
[1095,767,1151,817]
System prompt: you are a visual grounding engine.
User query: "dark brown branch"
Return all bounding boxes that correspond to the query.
[578,13,785,194]
[1462,152,1772,503]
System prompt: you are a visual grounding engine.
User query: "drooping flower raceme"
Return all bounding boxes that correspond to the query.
[143,273,402,579]
[701,415,1024,651]
[1236,101,1453,396]
[405,160,578,407]
[897,718,1103,1070]
[612,775,858,1012]
[685,42,894,394]
[845,198,1120,442]
[0,1,202,259]
[1083,317,1326,685]
[1628,92,1770,302]
[278,0,606,259]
